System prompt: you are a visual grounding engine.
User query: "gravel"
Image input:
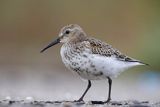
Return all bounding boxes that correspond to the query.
[0,100,159,107]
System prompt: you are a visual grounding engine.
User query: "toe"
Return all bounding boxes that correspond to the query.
[91,101,105,104]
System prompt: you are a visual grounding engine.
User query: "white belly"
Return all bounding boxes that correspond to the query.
[60,46,142,80]
[88,54,142,78]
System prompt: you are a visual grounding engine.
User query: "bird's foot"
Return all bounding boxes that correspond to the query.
[104,98,111,103]
[74,98,84,103]
[91,99,111,104]
[91,101,105,104]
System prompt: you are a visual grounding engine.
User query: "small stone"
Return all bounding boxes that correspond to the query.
[5,96,11,100]
[61,101,73,107]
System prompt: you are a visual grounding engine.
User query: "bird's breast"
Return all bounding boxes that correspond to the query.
[60,44,89,69]
[60,45,108,80]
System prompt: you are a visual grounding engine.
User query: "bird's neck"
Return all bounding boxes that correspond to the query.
[69,33,87,44]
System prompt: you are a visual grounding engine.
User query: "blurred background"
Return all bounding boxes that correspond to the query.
[0,0,160,102]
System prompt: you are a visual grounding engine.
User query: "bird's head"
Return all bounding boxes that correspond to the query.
[40,24,86,53]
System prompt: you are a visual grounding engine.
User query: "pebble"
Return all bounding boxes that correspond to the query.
[0,100,157,107]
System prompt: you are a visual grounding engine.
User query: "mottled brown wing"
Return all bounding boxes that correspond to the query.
[86,37,141,63]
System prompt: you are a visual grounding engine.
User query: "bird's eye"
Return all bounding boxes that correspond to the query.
[65,30,70,34]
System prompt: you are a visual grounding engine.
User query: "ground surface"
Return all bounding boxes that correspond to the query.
[0,100,159,107]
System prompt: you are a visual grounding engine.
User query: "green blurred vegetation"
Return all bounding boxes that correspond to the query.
[0,0,160,70]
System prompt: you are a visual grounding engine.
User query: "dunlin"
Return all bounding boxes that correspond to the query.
[41,24,148,104]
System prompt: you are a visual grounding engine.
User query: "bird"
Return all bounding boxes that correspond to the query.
[40,24,148,104]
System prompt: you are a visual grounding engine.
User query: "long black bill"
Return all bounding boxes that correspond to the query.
[40,37,60,53]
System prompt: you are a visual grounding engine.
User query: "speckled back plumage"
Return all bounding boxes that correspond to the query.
[86,37,143,63]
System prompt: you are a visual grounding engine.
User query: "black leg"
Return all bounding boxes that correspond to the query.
[91,77,112,104]
[77,80,91,102]
[105,77,112,103]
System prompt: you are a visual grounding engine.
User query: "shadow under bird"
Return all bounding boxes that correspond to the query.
[41,24,148,104]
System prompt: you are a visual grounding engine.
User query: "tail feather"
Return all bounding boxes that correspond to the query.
[138,61,149,66]
[128,60,149,66]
